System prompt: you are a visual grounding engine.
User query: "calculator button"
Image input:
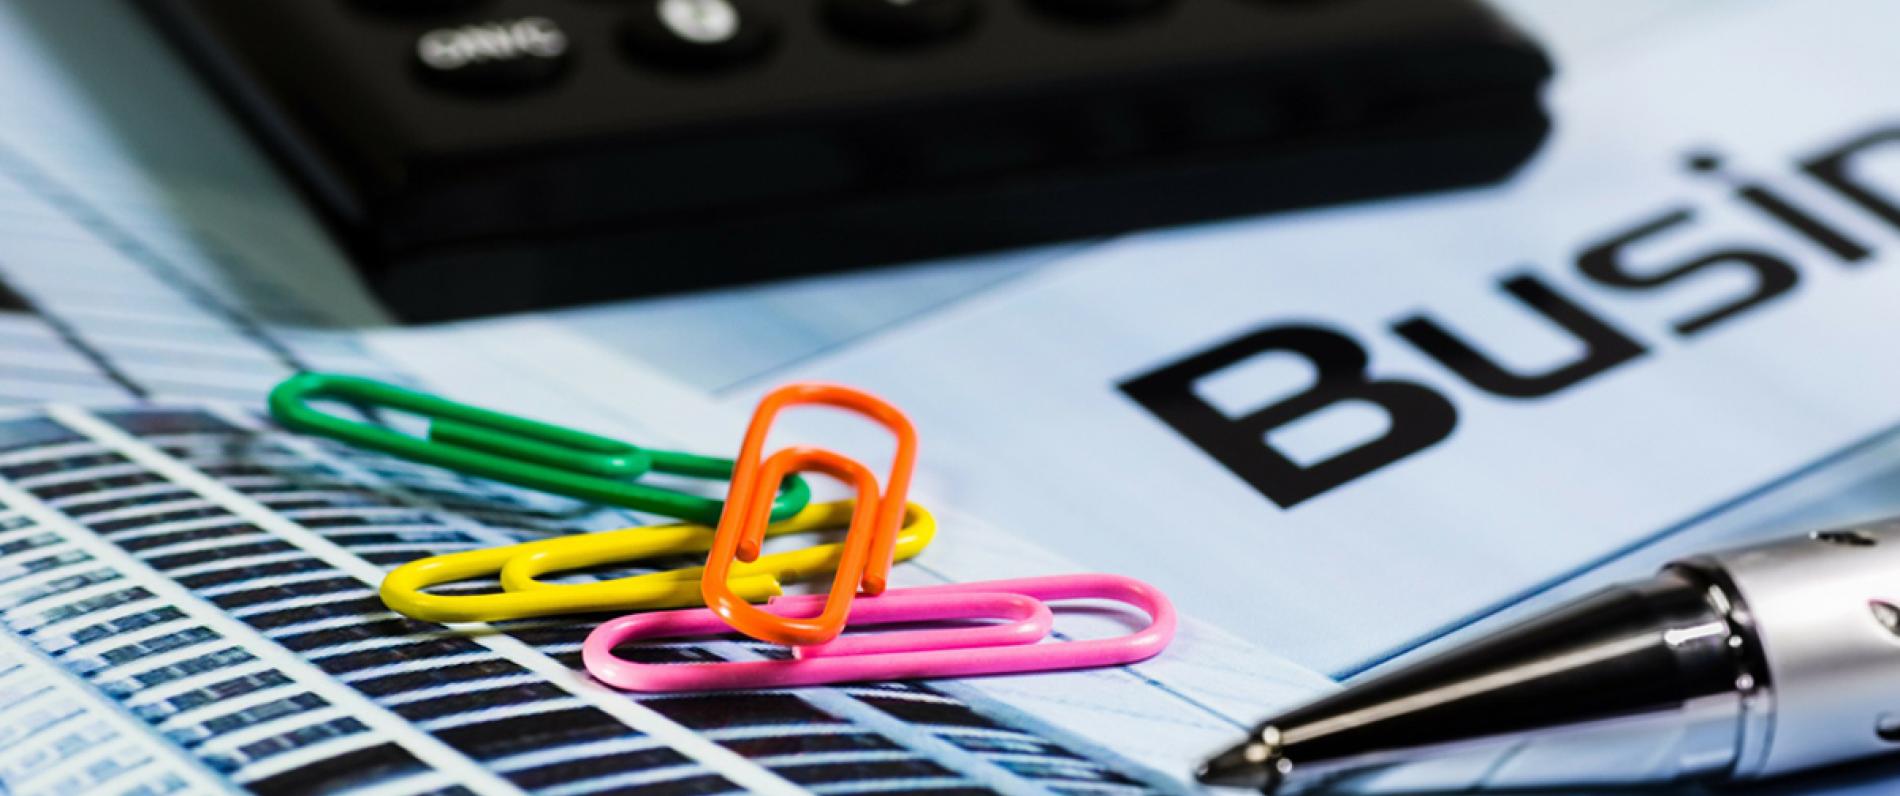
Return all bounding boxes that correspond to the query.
[824,0,978,46]
[621,0,776,70]
[413,17,570,93]
[1029,0,1170,22]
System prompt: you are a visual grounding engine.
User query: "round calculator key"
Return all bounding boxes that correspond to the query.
[824,0,978,46]
[1028,0,1171,23]
[413,17,571,93]
[621,0,776,71]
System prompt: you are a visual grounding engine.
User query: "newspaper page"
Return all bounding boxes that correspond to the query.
[659,5,1900,793]
[0,4,1328,794]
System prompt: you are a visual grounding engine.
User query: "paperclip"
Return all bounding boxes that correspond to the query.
[703,383,917,647]
[378,500,936,623]
[268,372,809,524]
[583,574,1176,692]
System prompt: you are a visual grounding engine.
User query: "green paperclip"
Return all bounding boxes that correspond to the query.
[266,372,809,524]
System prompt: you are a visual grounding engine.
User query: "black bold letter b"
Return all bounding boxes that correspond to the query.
[1118,325,1457,508]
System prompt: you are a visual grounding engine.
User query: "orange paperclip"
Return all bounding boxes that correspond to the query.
[703,382,917,647]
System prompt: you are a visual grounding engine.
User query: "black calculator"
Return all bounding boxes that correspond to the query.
[139,0,1552,321]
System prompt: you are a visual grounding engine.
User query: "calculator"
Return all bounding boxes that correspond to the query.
[138,0,1553,321]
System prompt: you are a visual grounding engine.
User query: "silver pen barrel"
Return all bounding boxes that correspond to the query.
[1199,519,1900,793]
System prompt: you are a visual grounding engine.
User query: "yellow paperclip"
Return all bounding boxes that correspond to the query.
[379,501,936,623]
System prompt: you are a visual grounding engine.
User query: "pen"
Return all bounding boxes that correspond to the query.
[1198,521,1900,793]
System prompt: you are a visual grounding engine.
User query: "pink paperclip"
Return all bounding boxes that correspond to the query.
[582,574,1175,692]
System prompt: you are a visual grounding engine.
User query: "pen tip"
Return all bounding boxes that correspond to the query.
[1197,731,1284,792]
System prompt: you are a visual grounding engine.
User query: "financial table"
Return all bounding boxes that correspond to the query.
[0,406,1177,794]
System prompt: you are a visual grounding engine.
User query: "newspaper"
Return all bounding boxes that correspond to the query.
[607,2,1900,793]
[2,1,1890,795]
[686,0,1900,676]
[0,104,1309,796]
[384,3,1900,791]
[0,5,1329,795]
